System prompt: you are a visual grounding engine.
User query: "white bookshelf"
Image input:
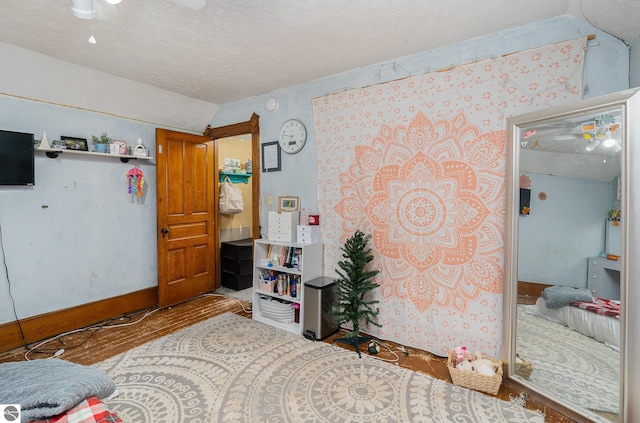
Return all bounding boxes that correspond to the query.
[252,239,322,335]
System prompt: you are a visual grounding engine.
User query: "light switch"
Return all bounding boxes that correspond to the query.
[267,194,273,205]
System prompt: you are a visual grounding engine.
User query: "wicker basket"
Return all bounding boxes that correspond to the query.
[515,355,533,380]
[447,351,503,395]
[258,296,295,324]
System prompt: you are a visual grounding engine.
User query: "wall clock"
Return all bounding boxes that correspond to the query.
[278,119,307,154]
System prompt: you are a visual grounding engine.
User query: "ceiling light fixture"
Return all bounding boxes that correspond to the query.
[553,134,578,141]
[602,131,617,148]
[585,139,600,152]
[105,0,122,4]
[71,0,96,19]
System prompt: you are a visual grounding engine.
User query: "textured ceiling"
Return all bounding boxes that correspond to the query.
[0,0,638,105]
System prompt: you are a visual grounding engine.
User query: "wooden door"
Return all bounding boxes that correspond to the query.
[156,129,216,308]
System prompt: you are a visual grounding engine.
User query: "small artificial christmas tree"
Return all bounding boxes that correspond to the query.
[331,230,381,357]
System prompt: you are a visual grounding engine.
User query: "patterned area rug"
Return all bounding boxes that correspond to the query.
[94,313,542,422]
[516,307,619,414]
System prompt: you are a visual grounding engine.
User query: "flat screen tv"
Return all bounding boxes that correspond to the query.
[0,130,35,186]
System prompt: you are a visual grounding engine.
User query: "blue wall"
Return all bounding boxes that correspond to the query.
[212,16,629,234]
[631,32,640,88]
[517,173,613,287]
[0,97,158,323]
[0,15,631,326]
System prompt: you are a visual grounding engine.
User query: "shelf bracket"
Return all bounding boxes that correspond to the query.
[45,151,60,159]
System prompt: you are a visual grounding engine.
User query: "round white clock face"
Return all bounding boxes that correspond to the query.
[278,119,307,154]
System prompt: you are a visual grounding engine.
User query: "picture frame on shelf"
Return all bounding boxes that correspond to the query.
[278,196,300,212]
[262,141,281,172]
[50,140,67,149]
[61,136,89,151]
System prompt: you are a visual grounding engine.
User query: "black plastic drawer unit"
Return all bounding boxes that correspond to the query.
[221,238,253,290]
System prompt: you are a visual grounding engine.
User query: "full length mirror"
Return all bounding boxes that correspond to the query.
[504,89,640,422]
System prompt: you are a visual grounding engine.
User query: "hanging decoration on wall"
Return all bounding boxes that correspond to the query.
[312,36,587,357]
[520,130,537,147]
[126,167,145,197]
[520,174,532,215]
[610,209,620,226]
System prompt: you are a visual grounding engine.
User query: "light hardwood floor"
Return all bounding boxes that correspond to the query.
[0,292,573,422]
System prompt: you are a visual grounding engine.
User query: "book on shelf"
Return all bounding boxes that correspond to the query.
[295,248,302,271]
[261,243,305,270]
[286,247,293,266]
[279,246,286,266]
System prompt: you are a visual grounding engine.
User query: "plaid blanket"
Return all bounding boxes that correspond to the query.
[29,397,121,423]
[570,297,620,319]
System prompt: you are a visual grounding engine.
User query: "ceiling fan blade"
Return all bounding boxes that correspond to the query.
[168,0,206,11]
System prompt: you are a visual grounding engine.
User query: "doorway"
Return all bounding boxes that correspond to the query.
[205,114,261,292]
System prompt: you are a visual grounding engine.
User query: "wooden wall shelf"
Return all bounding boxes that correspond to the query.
[36,147,154,163]
[219,172,251,184]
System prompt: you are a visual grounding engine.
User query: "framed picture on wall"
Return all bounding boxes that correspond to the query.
[278,196,300,212]
[519,188,531,215]
[262,141,281,172]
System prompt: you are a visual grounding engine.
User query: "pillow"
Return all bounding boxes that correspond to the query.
[542,285,594,309]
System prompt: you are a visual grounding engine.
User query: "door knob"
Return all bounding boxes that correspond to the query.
[161,228,169,238]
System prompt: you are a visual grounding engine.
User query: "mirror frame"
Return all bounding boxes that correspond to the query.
[503,88,640,422]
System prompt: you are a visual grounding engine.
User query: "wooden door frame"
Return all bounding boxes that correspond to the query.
[204,113,260,289]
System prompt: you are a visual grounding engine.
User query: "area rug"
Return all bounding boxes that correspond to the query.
[94,312,542,422]
[516,307,619,414]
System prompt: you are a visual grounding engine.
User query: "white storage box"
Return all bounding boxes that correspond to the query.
[268,211,298,242]
[297,225,320,244]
